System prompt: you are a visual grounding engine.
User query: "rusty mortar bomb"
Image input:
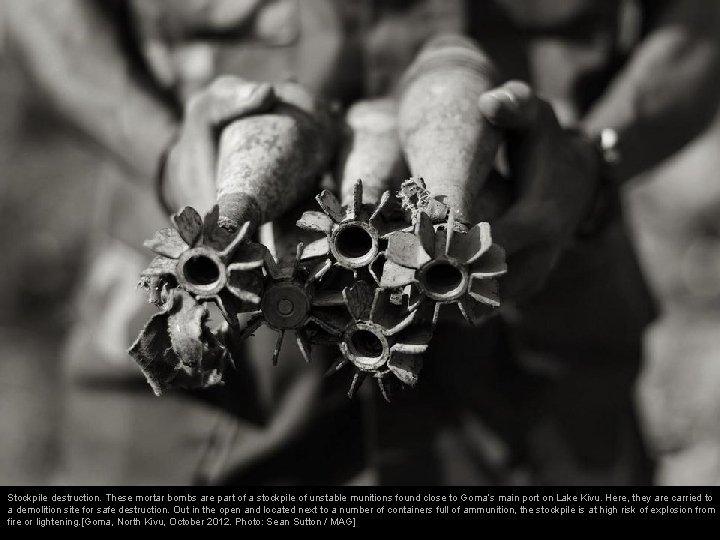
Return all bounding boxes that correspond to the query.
[131,81,338,390]
[296,98,409,282]
[379,35,509,322]
[338,98,407,207]
[326,281,435,401]
[215,81,339,235]
[397,34,502,227]
[382,190,507,326]
[296,179,406,283]
[236,244,350,365]
[131,53,511,397]
[139,205,268,323]
[139,80,338,319]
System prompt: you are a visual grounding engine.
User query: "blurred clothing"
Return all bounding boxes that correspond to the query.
[60,0,656,484]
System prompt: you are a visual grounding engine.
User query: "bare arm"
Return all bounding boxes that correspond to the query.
[582,0,720,184]
[3,0,178,183]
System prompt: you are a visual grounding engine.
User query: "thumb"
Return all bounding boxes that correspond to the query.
[186,76,276,128]
[477,80,540,131]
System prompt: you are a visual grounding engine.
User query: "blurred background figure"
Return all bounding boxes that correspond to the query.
[0,17,100,484]
[1,0,720,485]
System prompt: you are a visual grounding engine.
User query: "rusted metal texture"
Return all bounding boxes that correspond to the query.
[128,288,230,396]
[382,178,507,325]
[338,98,406,206]
[139,205,268,322]
[234,244,348,366]
[397,34,501,225]
[130,36,511,399]
[297,179,407,280]
[327,281,434,401]
[216,81,338,234]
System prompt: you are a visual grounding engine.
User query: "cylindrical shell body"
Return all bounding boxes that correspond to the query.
[339,98,406,206]
[398,35,501,223]
[216,82,337,232]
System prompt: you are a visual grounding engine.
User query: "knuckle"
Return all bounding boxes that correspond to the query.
[184,91,208,117]
[185,76,265,122]
[503,80,533,102]
[210,76,263,103]
[210,74,245,92]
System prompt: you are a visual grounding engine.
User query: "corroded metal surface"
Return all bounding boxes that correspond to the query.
[397,34,501,224]
[131,205,268,393]
[339,98,406,206]
[235,244,347,366]
[131,180,506,399]
[382,208,506,326]
[327,282,434,401]
[130,37,512,400]
[140,205,268,322]
[128,288,229,396]
[216,81,338,233]
[297,179,407,279]
[382,179,507,325]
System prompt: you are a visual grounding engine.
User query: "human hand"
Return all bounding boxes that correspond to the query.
[478,81,601,301]
[163,75,276,214]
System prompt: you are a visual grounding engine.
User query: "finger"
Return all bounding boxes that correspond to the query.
[185,76,276,128]
[195,0,258,32]
[171,78,276,213]
[477,80,540,130]
[155,0,259,38]
[166,138,216,214]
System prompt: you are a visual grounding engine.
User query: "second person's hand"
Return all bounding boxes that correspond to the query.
[478,81,601,301]
[163,75,276,214]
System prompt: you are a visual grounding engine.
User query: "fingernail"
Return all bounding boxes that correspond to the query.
[478,92,501,109]
[492,89,519,109]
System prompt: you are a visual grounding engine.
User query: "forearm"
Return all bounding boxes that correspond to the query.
[4,0,178,183]
[582,0,720,184]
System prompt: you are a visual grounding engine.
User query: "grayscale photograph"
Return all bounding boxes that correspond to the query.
[1,0,719,490]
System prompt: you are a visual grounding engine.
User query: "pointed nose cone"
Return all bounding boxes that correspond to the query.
[216,82,338,233]
[398,35,502,224]
[339,98,406,206]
